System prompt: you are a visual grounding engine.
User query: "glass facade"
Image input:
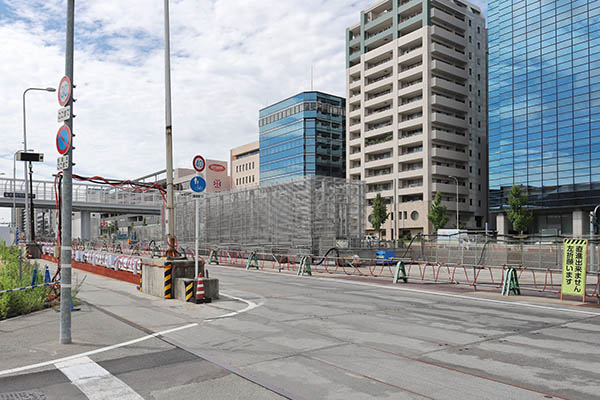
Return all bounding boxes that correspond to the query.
[489,0,600,212]
[259,92,346,184]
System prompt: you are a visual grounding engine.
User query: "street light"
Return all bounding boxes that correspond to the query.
[22,87,55,243]
[13,149,33,230]
[449,176,459,230]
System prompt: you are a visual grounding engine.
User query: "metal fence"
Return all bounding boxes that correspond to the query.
[174,176,365,255]
[397,234,600,273]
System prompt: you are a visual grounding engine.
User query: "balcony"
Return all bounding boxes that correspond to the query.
[431,147,468,161]
[431,95,466,112]
[431,112,466,129]
[397,168,423,180]
[365,157,394,169]
[365,74,393,89]
[398,99,423,115]
[431,25,466,47]
[431,164,468,178]
[431,182,469,195]
[431,7,466,31]
[431,59,467,80]
[431,42,466,64]
[397,132,423,147]
[398,115,424,131]
[365,89,393,107]
[431,77,465,96]
[431,129,468,146]
[397,81,423,98]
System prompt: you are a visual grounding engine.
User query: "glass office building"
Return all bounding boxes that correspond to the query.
[258,92,346,184]
[489,0,600,235]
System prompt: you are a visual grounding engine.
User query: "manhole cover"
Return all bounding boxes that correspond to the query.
[0,393,46,400]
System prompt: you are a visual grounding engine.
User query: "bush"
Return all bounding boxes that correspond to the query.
[0,243,47,320]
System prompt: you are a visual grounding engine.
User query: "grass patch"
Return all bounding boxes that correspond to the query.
[0,242,49,320]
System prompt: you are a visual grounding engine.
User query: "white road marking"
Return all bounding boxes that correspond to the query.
[0,291,262,378]
[55,356,143,400]
[0,323,197,378]
[207,293,262,321]
[215,264,600,317]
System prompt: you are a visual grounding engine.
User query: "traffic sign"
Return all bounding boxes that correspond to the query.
[56,125,72,155]
[57,155,69,170]
[193,155,206,173]
[58,76,71,107]
[57,106,71,122]
[190,176,206,193]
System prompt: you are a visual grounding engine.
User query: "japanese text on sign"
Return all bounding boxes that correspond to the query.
[561,239,587,297]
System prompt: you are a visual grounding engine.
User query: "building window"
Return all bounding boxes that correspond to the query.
[477,42,480,50]
[477,26,480,34]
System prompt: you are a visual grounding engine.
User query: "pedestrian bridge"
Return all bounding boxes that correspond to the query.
[0,177,162,215]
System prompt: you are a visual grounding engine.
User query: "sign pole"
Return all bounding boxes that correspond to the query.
[192,155,205,279]
[60,0,75,345]
[195,172,199,279]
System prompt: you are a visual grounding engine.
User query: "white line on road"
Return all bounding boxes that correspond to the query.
[214,265,600,317]
[206,293,263,321]
[0,291,263,378]
[55,356,144,400]
[0,323,198,378]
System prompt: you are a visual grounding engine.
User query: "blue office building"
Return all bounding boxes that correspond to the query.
[489,0,600,235]
[258,92,346,184]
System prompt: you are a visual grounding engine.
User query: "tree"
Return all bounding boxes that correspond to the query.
[369,193,389,237]
[428,192,449,232]
[507,185,533,234]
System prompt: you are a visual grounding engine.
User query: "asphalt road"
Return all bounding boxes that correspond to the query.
[1,262,599,399]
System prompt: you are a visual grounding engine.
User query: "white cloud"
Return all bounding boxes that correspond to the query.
[0,0,488,224]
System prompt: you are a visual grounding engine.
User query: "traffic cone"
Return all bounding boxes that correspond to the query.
[194,272,211,304]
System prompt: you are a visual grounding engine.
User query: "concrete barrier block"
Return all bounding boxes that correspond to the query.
[174,278,195,301]
[204,278,219,300]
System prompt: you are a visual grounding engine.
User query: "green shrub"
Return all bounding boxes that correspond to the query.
[0,244,47,320]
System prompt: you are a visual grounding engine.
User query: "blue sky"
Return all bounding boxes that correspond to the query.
[0,0,487,224]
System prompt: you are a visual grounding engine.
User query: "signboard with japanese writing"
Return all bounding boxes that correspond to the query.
[561,239,587,297]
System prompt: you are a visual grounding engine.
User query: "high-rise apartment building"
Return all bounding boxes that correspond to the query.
[346,0,487,238]
[489,0,600,236]
[259,91,346,185]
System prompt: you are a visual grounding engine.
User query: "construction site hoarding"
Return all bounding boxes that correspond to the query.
[174,176,365,255]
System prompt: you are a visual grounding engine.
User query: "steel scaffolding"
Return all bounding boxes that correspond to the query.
[174,176,365,254]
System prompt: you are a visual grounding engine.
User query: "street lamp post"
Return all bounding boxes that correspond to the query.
[22,87,55,243]
[449,176,459,230]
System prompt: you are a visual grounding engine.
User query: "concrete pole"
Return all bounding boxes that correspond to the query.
[450,176,459,230]
[60,0,75,345]
[12,153,16,230]
[163,0,176,257]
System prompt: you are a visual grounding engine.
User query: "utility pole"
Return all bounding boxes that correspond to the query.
[60,0,75,345]
[163,0,176,257]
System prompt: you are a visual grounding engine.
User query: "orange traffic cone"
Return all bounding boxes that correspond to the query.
[194,272,211,304]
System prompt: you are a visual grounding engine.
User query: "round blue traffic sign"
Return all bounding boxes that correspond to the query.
[56,125,72,155]
[190,176,206,193]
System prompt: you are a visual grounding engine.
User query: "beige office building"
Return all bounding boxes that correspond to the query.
[346,0,488,238]
[231,141,260,189]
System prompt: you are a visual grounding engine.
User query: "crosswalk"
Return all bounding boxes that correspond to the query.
[55,357,144,400]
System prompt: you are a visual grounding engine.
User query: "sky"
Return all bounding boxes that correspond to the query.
[0,0,487,223]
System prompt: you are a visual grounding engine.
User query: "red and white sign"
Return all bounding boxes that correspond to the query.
[193,155,206,172]
[208,163,226,172]
[58,76,71,107]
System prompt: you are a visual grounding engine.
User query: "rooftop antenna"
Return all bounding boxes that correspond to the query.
[311,64,314,91]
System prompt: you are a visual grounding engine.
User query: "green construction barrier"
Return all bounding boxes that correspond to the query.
[297,256,312,276]
[393,261,408,284]
[501,267,521,296]
[246,251,259,270]
[209,250,219,265]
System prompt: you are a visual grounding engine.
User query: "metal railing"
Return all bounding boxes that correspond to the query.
[0,178,163,207]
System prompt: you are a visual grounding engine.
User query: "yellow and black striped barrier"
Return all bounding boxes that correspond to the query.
[185,280,194,302]
[137,269,143,292]
[164,264,173,299]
